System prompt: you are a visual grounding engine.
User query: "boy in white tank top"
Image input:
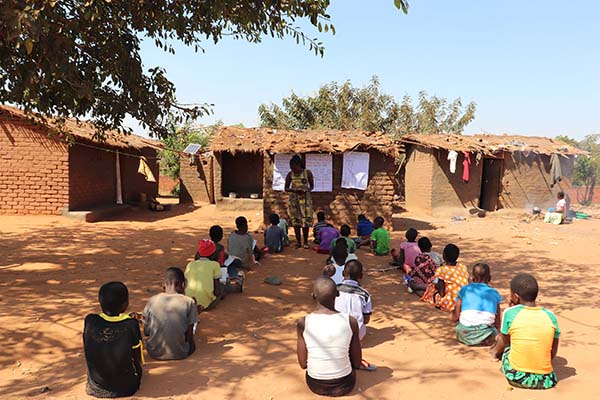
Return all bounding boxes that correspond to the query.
[296,277,362,397]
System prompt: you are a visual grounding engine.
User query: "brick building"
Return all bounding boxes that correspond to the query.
[180,126,400,227]
[400,134,586,214]
[0,105,160,215]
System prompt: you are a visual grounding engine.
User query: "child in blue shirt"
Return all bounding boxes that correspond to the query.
[453,263,502,346]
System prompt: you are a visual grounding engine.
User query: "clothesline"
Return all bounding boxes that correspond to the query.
[64,138,195,161]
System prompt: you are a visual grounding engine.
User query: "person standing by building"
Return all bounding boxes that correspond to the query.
[285,155,315,249]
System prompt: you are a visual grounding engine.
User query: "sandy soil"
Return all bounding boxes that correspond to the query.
[0,203,598,400]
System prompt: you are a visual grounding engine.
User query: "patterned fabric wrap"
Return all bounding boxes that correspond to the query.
[501,347,558,390]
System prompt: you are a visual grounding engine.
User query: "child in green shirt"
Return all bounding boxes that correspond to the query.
[370,216,390,256]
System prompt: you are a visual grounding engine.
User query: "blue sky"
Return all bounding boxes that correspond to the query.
[128,0,599,140]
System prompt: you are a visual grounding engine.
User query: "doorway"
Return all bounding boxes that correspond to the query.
[479,158,503,211]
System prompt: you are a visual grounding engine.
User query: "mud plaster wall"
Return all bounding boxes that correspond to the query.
[0,116,69,215]
[263,150,396,230]
[500,153,574,209]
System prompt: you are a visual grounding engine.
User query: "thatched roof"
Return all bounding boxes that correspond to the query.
[0,104,161,151]
[399,133,586,156]
[209,126,398,157]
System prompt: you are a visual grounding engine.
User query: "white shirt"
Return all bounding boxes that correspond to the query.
[556,198,567,213]
[303,313,353,380]
[335,280,372,340]
[330,263,345,285]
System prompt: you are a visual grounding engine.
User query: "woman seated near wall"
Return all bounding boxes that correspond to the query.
[544,192,567,225]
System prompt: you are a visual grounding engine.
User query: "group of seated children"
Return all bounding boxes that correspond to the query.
[395,229,561,391]
[84,216,266,397]
[84,270,198,398]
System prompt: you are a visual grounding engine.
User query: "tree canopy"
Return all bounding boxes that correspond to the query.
[258,77,476,137]
[160,121,223,181]
[0,1,408,139]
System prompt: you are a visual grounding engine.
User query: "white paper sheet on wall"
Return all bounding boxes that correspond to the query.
[272,154,293,191]
[342,152,370,190]
[305,153,333,192]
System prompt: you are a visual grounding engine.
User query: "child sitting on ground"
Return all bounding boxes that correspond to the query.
[264,213,286,253]
[315,224,340,254]
[83,282,143,398]
[330,224,356,254]
[491,273,560,390]
[370,216,391,256]
[421,244,469,312]
[355,214,375,247]
[326,238,358,265]
[205,225,243,280]
[453,263,502,346]
[391,228,421,269]
[143,267,198,360]
[323,244,349,285]
[417,237,443,267]
[313,211,332,244]
[185,240,224,311]
[228,216,260,269]
[335,260,372,341]
[278,217,290,246]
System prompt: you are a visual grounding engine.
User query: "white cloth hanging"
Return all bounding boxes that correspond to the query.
[138,157,156,182]
[116,150,123,204]
[447,150,458,173]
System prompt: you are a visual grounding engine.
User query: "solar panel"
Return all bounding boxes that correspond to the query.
[183,143,202,154]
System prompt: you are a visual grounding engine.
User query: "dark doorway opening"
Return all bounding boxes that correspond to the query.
[221,152,264,198]
[479,158,503,211]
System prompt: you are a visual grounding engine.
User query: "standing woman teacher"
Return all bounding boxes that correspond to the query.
[285,155,315,249]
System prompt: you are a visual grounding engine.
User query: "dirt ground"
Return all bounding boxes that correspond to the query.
[1,203,598,400]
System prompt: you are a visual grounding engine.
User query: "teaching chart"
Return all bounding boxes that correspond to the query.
[341,152,370,190]
[272,154,293,191]
[305,153,333,192]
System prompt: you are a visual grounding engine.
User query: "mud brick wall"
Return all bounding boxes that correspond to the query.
[431,148,483,210]
[0,115,69,215]
[500,153,574,209]
[263,149,397,230]
[180,153,215,204]
[404,146,434,213]
[405,145,483,213]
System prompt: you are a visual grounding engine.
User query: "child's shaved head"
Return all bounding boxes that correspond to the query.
[313,276,338,306]
[472,263,491,283]
[344,260,363,281]
[98,281,128,315]
[332,244,348,266]
[510,273,539,302]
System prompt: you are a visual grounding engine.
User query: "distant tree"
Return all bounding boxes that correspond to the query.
[0,1,408,139]
[557,134,600,205]
[258,77,476,137]
[160,121,222,180]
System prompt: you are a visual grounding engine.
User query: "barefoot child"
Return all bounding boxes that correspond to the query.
[421,244,469,312]
[453,263,502,346]
[355,214,375,248]
[491,273,560,390]
[370,216,390,256]
[143,267,198,360]
[83,282,143,398]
